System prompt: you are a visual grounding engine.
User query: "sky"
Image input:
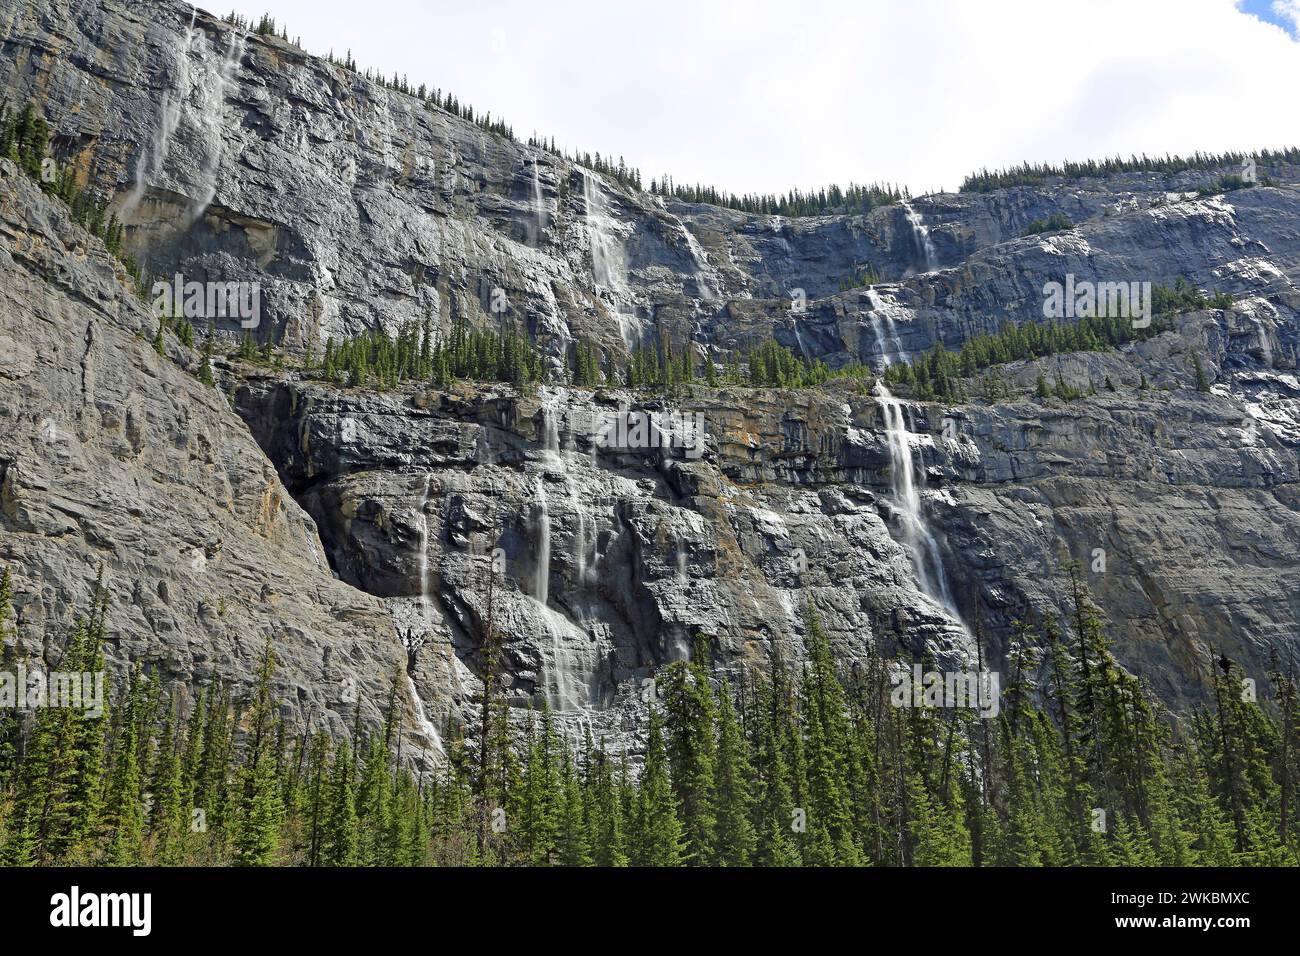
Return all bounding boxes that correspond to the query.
[227,0,1300,197]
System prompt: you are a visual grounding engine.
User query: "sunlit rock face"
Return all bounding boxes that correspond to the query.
[2,0,1299,759]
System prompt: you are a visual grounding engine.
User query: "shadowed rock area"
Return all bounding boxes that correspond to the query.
[1,0,1299,763]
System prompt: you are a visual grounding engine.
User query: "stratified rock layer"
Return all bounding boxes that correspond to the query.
[1,0,1299,757]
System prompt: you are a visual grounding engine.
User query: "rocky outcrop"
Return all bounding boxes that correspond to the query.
[2,0,1299,757]
[8,0,1298,375]
[0,159,440,759]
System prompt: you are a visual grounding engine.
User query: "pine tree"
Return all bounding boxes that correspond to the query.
[712,676,756,865]
[322,745,358,866]
[557,747,592,866]
[800,605,863,865]
[662,636,718,864]
[632,709,684,866]
[232,640,284,866]
[101,667,147,864]
[1192,352,1210,392]
[148,695,188,864]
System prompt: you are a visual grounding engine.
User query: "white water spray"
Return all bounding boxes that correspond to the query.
[901,201,938,272]
[529,157,548,245]
[121,4,198,222]
[530,471,591,711]
[405,671,443,753]
[681,224,719,300]
[582,170,639,349]
[873,384,960,616]
[187,29,244,225]
[866,288,910,367]
[533,476,551,606]
[409,474,444,754]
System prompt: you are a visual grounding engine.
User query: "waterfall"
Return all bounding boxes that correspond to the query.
[409,474,443,754]
[575,506,589,585]
[582,170,639,348]
[901,201,938,272]
[538,402,561,463]
[530,474,590,711]
[405,672,443,754]
[873,384,960,616]
[571,468,592,588]
[416,474,435,620]
[533,476,551,605]
[865,288,910,367]
[187,29,245,225]
[681,224,719,300]
[529,157,547,245]
[869,315,892,368]
[121,4,198,222]
[530,393,604,710]
[793,318,811,361]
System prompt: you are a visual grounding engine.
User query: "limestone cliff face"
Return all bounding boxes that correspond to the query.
[2,0,1299,757]
[0,160,428,755]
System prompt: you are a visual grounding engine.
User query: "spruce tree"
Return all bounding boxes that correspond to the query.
[713,676,756,865]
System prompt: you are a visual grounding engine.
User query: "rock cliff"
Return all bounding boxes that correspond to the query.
[2,0,1299,758]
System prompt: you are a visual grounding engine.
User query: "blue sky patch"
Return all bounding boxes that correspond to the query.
[1238,0,1300,39]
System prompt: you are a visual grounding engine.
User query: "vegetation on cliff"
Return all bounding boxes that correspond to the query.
[1,566,1295,867]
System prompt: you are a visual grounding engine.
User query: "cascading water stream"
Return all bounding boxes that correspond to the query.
[529,157,547,245]
[529,397,604,711]
[873,384,961,619]
[865,288,909,367]
[409,474,444,754]
[582,170,639,349]
[681,224,719,300]
[187,28,245,225]
[533,475,551,606]
[121,4,198,222]
[532,471,589,711]
[901,201,938,272]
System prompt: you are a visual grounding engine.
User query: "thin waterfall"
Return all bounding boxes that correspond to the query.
[901,201,938,272]
[681,223,719,300]
[187,29,245,225]
[538,401,560,463]
[866,288,909,366]
[793,318,811,361]
[405,672,443,754]
[416,474,435,620]
[529,157,547,245]
[873,383,960,617]
[529,396,605,711]
[582,170,638,348]
[409,474,443,754]
[572,475,590,587]
[531,472,590,711]
[121,4,198,222]
[533,475,550,606]
[869,314,893,369]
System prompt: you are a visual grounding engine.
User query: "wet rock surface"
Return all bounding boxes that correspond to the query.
[2,0,1299,758]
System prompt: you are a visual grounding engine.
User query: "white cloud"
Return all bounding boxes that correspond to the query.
[237,0,1300,195]
[1271,0,1300,34]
